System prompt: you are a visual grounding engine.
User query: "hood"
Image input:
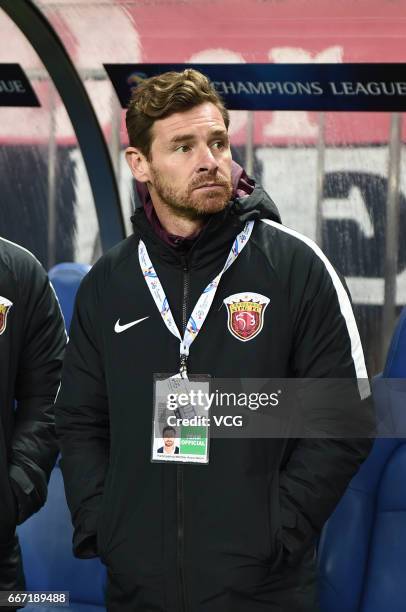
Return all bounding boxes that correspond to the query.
[230,161,281,224]
[133,160,281,230]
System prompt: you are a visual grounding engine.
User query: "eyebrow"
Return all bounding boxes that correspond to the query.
[168,129,229,145]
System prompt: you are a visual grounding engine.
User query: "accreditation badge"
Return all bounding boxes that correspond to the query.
[152,374,211,464]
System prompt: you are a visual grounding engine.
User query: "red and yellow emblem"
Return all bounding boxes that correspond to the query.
[224,292,270,342]
[0,296,13,335]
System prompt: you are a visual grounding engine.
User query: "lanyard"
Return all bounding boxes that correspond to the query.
[138,221,254,377]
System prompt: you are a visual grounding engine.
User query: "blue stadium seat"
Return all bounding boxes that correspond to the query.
[18,261,106,611]
[383,307,406,378]
[318,307,406,612]
[18,465,106,611]
[48,262,91,331]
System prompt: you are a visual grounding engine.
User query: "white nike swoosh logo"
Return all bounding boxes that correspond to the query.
[114,316,149,333]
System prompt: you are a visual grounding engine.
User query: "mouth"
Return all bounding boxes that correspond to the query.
[194,183,225,191]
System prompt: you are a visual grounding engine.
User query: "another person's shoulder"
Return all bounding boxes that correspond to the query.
[0,236,46,284]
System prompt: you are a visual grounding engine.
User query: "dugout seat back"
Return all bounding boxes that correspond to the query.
[18,262,106,611]
[383,307,406,378]
[318,307,406,612]
[18,464,106,611]
[48,262,91,331]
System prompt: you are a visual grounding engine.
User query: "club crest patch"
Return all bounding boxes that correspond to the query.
[223,292,270,342]
[0,296,13,335]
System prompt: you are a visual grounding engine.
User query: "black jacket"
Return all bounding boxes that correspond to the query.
[0,238,66,589]
[56,177,373,612]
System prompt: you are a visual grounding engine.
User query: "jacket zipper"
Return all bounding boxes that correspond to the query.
[177,258,189,612]
[177,465,186,612]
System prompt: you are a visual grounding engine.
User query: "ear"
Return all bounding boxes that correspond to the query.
[125,147,151,183]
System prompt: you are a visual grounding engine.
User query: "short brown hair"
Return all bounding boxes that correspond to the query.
[125,68,229,159]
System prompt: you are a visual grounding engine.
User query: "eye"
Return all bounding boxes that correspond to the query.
[212,140,227,150]
[176,144,191,153]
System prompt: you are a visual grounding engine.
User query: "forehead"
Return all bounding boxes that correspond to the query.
[152,102,227,143]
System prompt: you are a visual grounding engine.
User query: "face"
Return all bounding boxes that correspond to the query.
[127,102,233,220]
[163,429,175,448]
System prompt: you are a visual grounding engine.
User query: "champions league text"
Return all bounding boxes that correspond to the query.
[213,79,406,97]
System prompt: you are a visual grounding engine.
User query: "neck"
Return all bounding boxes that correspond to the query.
[151,197,204,238]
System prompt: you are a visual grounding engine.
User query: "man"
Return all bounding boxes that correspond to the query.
[56,69,373,612]
[0,238,66,597]
[157,427,180,455]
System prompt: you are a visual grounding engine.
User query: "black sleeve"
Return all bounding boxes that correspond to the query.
[278,245,374,566]
[55,272,109,559]
[9,260,66,524]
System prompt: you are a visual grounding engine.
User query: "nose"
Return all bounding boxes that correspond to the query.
[196,145,218,173]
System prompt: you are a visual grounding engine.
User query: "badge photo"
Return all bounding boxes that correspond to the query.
[152,375,211,465]
[224,292,270,342]
[0,296,13,335]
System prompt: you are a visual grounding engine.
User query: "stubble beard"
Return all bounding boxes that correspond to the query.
[149,165,233,221]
